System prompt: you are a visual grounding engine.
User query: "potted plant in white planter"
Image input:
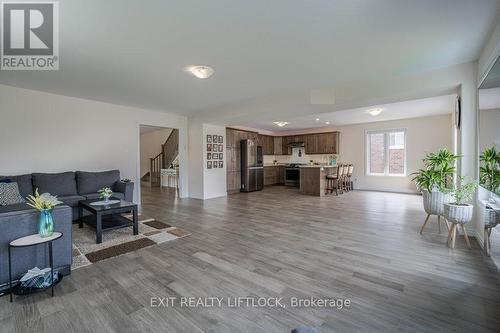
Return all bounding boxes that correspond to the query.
[443,177,477,249]
[412,148,459,234]
[479,146,500,196]
[98,187,113,203]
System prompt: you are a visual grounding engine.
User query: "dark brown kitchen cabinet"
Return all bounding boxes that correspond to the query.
[256,134,263,150]
[280,135,307,155]
[281,136,292,155]
[264,166,285,185]
[274,137,283,155]
[277,166,285,184]
[304,132,339,154]
[305,134,318,153]
[295,135,307,144]
[226,171,241,192]
[264,166,277,185]
[226,129,234,147]
[226,127,259,192]
[258,134,274,155]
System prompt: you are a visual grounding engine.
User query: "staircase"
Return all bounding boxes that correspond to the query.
[143,129,179,187]
[162,129,179,169]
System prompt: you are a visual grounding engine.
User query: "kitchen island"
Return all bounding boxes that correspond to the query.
[299,165,337,196]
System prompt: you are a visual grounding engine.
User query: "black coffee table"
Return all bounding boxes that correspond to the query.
[78,199,138,244]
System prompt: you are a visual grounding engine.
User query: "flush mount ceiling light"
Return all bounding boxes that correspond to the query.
[325,121,330,125]
[315,118,320,121]
[187,65,215,79]
[368,108,383,116]
[273,121,289,127]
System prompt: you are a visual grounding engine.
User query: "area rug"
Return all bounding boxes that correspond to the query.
[72,215,190,269]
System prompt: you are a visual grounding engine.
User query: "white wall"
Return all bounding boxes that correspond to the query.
[187,120,205,199]
[203,124,227,199]
[338,115,452,193]
[0,84,189,204]
[188,120,227,200]
[139,128,173,177]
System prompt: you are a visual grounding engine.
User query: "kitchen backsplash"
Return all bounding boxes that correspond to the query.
[263,148,337,165]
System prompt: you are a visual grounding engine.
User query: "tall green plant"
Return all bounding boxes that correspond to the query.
[411,148,460,192]
[479,146,500,195]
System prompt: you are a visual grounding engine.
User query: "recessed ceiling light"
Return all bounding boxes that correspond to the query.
[368,108,383,116]
[325,121,330,125]
[315,118,320,121]
[187,65,215,79]
[273,121,289,127]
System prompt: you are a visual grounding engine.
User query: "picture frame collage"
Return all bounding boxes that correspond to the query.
[206,134,224,169]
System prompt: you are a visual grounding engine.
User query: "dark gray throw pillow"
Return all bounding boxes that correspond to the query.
[76,170,120,194]
[32,172,78,197]
[0,182,26,206]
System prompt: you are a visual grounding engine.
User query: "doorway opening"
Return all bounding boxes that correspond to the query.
[139,125,180,201]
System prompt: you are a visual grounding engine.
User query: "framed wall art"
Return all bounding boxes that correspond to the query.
[205,133,224,169]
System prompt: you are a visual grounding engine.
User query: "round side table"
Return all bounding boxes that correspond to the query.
[8,232,63,302]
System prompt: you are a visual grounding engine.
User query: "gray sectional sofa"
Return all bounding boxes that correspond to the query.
[0,170,134,218]
[0,170,134,289]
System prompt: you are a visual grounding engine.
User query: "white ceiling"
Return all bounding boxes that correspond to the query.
[0,0,498,118]
[242,94,456,132]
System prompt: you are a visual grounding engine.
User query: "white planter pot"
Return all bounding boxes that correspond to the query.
[421,190,451,216]
[484,207,500,228]
[443,203,473,224]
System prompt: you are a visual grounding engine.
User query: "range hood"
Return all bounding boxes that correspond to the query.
[288,142,305,147]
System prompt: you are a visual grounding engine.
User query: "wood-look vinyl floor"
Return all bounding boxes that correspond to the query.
[1,186,499,332]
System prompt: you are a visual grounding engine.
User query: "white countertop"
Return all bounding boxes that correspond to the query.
[263,164,337,168]
[299,165,337,168]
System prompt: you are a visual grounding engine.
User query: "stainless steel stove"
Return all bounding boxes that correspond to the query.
[284,163,306,186]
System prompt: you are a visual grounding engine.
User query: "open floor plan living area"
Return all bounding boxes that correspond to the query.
[1,1,500,332]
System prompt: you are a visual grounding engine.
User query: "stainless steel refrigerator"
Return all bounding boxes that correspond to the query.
[240,139,264,192]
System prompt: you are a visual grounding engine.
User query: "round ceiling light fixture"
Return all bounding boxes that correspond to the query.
[368,108,383,116]
[273,121,289,127]
[315,118,320,121]
[187,65,215,79]
[325,121,330,125]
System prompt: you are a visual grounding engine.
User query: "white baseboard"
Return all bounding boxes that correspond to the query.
[354,188,419,195]
[473,228,485,249]
[204,192,228,200]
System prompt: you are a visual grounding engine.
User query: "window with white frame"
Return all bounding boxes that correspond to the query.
[366,129,406,176]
